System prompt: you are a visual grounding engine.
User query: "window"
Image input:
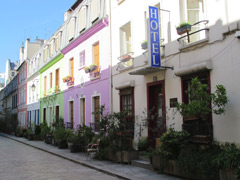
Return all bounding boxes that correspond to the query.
[11,72,15,76]
[180,0,205,42]
[44,76,47,97]
[79,50,85,67]
[120,88,134,115]
[80,98,86,126]
[55,69,59,93]
[55,32,62,52]
[43,47,47,62]
[90,0,100,23]
[67,18,75,42]
[50,73,52,88]
[120,22,132,56]
[78,6,87,33]
[70,58,74,77]
[181,71,212,138]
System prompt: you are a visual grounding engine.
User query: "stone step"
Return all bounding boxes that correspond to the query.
[138,155,150,162]
[131,160,153,170]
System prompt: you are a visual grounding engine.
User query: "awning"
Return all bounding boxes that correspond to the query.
[129,67,164,75]
[174,60,212,76]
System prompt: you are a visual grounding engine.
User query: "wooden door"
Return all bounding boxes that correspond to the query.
[94,96,100,129]
[82,98,85,126]
[70,101,74,128]
[147,81,165,148]
[55,106,59,121]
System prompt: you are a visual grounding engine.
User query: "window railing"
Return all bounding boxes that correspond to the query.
[177,20,209,47]
[90,122,99,132]
[66,122,73,129]
[117,52,134,71]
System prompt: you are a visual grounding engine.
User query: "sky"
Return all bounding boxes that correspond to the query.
[0,0,77,73]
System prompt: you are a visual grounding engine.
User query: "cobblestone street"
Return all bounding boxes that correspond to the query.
[0,136,120,180]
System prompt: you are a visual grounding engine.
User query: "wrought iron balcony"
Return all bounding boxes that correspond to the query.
[177,20,209,49]
[66,122,73,129]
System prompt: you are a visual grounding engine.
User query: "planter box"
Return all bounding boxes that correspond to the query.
[120,55,132,62]
[58,141,68,149]
[90,65,98,72]
[220,169,234,180]
[152,155,165,170]
[141,42,148,50]
[176,25,191,35]
[84,68,90,73]
[112,151,122,163]
[70,144,81,153]
[122,151,138,164]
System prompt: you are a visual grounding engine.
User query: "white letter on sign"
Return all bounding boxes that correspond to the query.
[150,8,157,19]
[152,43,159,53]
[152,55,160,65]
[150,20,158,30]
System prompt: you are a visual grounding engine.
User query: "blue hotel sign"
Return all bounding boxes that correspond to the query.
[149,6,161,68]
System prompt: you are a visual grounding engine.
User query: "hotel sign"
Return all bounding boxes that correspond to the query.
[149,6,161,68]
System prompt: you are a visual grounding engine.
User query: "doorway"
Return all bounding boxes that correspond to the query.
[147,80,166,148]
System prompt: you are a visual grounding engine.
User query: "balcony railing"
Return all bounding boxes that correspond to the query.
[65,122,73,129]
[177,20,209,48]
[117,52,134,71]
[90,122,99,132]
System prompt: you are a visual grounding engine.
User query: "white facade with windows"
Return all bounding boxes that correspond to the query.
[111,0,240,145]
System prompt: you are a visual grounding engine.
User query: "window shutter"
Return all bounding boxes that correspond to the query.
[90,0,100,23]
[67,18,75,41]
[78,7,87,33]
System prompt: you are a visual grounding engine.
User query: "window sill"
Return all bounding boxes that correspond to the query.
[178,38,209,51]
[79,66,86,71]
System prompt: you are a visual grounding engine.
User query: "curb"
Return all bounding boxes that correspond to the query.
[1,134,131,180]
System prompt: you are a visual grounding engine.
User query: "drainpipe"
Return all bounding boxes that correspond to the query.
[109,0,113,114]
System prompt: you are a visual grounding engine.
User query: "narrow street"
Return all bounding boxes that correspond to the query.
[0,136,120,180]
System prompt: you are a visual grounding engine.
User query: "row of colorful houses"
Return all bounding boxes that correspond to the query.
[1,0,240,146]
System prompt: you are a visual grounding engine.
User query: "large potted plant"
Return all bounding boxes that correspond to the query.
[177,77,228,142]
[176,22,192,35]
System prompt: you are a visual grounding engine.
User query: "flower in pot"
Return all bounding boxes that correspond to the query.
[67,76,73,81]
[84,66,90,73]
[67,130,75,150]
[90,64,98,72]
[176,22,192,35]
[141,40,148,50]
[120,54,132,62]
[62,77,67,83]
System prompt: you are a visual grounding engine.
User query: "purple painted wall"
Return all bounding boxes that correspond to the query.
[64,68,110,129]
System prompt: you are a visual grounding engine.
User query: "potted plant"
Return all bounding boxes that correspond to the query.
[119,54,132,62]
[176,22,192,35]
[141,40,148,50]
[84,66,90,73]
[90,64,98,72]
[53,128,72,149]
[67,130,75,150]
[62,77,67,83]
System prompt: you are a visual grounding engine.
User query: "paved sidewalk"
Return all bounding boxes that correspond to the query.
[0,133,184,180]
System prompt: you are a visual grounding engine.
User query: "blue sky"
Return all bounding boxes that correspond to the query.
[0,0,76,73]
